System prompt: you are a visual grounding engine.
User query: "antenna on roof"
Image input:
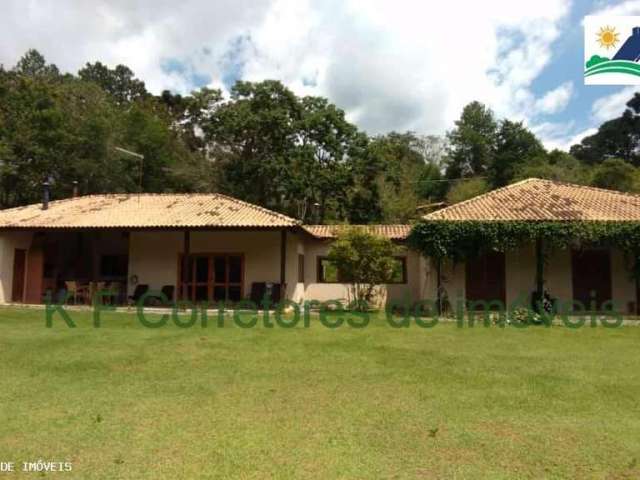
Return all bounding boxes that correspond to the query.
[114,147,144,203]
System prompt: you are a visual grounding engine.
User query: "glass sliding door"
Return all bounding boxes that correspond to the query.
[180,254,244,303]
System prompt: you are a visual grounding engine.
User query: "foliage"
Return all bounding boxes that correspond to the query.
[369,132,433,222]
[570,93,640,165]
[489,120,545,187]
[514,150,591,184]
[445,101,497,178]
[408,220,640,267]
[327,229,399,307]
[78,61,148,104]
[591,158,640,192]
[203,80,371,223]
[0,50,213,207]
[445,177,489,205]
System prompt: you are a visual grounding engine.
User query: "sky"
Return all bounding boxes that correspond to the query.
[1,0,639,151]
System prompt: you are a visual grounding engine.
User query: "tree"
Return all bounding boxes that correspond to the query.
[446,177,489,204]
[327,229,399,308]
[570,93,640,165]
[591,158,639,192]
[0,50,209,207]
[514,150,591,184]
[78,62,148,104]
[489,120,545,187]
[369,132,428,223]
[13,49,59,78]
[204,80,369,223]
[445,101,497,178]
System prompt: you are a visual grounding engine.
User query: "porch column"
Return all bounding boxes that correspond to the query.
[280,229,287,300]
[182,230,190,301]
[534,237,544,308]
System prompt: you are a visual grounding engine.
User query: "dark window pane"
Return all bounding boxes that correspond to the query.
[213,286,226,302]
[391,258,406,283]
[186,285,194,301]
[298,254,304,282]
[229,256,242,283]
[320,258,339,283]
[195,285,208,302]
[228,286,242,302]
[100,255,129,277]
[195,257,209,283]
[214,256,226,283]
[186,257,194,280]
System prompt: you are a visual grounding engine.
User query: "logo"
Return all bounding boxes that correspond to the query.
[585,16,640,85]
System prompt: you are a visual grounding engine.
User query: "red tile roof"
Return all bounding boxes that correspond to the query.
[424,178,640,221]
[0,193,299,229]
[303,224,411,240]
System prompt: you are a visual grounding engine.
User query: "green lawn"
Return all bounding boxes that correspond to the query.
[1,307,640,479]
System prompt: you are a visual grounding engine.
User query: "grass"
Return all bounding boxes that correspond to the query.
[1,306,640,479]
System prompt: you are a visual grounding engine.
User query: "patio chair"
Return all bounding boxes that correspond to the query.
[160,285,175,304]
[128,284,150,305]
[65,281,90,305]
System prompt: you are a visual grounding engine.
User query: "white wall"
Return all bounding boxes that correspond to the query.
[0,232,33,303]
[128,230,299,299]
[300,237,422,306]
[435,245,638,313]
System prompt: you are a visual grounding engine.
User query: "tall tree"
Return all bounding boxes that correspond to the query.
[570,93,640,165]
[78,61,148,104]
[445,101,497,179]
[591,158,639,192]
[489,120,545,187]
[13,49,59,78]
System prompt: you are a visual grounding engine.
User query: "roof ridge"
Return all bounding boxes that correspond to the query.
[212,192,300,225]
[527,177,640,199]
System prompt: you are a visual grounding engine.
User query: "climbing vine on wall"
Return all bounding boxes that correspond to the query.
[408,220,640,269]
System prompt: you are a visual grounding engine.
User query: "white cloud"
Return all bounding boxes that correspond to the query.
[534,82,574,114]
[0,0,572,135]
[589,0,640,17]
[531,121,598,151]
[591,87,638,122]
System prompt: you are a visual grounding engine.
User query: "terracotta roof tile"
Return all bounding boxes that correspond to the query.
[424,178,640,221]
[0,193,299,229]
[303,224,411,240]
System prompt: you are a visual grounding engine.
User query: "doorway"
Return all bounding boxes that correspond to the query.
[179,254,244,302]
[571,249,612,311]
[465,251,506,308]
[11,249,26,303]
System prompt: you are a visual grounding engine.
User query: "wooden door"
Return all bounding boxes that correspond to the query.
[24,245,44,304]
[465,251,506,308]
[572,249,612,311]
[179,254,244,303]
[11,249,26,303]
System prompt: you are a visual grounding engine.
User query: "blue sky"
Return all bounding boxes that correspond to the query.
[1,0,639,150]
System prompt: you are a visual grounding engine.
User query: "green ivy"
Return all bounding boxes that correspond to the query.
[407,221,640,266]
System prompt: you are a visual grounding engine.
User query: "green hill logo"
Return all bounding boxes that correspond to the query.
[585,16,640,85]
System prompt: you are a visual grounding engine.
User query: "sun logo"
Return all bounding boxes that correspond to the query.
[596,26,620,49]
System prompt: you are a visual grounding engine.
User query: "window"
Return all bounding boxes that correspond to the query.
[298,254,305,283]
[390,257,408,284]
[179,254,244,303]
[100,255,129,277]
[317,256,407,284]
[317,257,341,283]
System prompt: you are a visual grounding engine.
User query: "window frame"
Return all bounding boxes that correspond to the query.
[316,255,408,284]
[389,256,408,284]
[298,254,305,283]
[316,256,343,283]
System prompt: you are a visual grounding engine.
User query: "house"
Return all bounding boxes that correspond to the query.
[0,192,421,306]
[419,178,640,314]
[1,178,640,313]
